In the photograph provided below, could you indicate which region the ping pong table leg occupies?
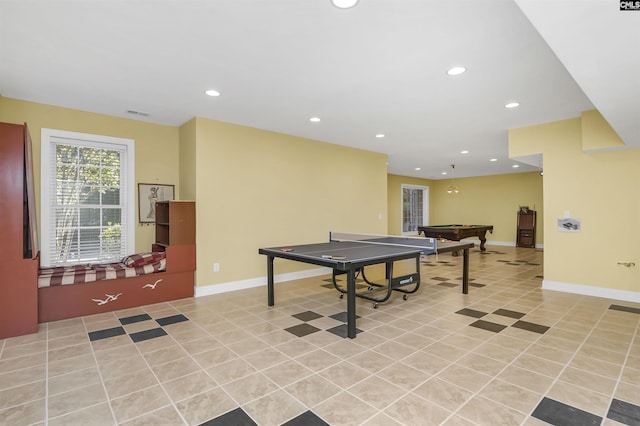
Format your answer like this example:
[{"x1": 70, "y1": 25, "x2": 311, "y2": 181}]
[
  {"x1": 347, "y1": 268, "x2": 356, "y2": 338},
  {"x1": 462, "y1": 248, "x2": 469, "y2": 294},
  {"x1": 267, "y1": 256, "x2": 275, "y2": 306}
]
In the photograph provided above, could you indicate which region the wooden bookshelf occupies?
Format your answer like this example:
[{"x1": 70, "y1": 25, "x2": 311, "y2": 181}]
[
  {"x1": 516, "y1": 210, "x2": 536, "y2": 248},
  {"x1": 153, "y1": 200, "x2": 195, "y2": 251}
]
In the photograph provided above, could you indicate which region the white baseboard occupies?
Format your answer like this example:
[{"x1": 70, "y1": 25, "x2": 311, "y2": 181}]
[
  {"x1": 465, "y1": 240, "x2": 544, "y2": 249},
  {"x1": 194, "y1": 267, "x2": 331, "y2": 298},
  {"x1": 542, "y1": 279, "x2": 640, "y2": 303}
]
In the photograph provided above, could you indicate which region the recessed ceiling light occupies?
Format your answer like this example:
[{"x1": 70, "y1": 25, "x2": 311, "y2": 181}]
[
  {"x1": 512, "y1": 164, "x2": 520, "y2": 168},
  {"x1": 441, "y1": 171, "x2": 448, "y2": 175},
  {"x1": 375, "y1": 134, "x2": 385, "y2": 138},
  {"x1": 415, "y1": 167, "x2": 421, "y2": 171},
  {"x1": 461, "y1": 150, "x2": 469, "y2": 154},
  {"x1": 490, "y1": 158, "x2": 497, "y2": 162},
  {"x1": 309, "y1": 117, "x2": 321, "y2": 123},
  {"x1": 331, "y1": 0, "x2": 359, "y2": 8},
  {"x1": 447, "y1": 66, "x2": 467, "y2": 76},
  {"x1": 205, "y1": 89, "x2": 221, "y2": 97},
  {"x1": 505, "y1": 102, "x2": 520, "y2": 109}
]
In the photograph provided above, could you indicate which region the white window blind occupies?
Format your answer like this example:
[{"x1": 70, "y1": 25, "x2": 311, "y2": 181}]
[{"x1": 41, "y1": 129, "x2": 135, "y2": 266}]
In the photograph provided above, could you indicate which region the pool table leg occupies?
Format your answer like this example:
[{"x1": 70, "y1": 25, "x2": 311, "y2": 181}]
[{"x1": 478, "y1": 231, "x2": 487, "y2": 251}]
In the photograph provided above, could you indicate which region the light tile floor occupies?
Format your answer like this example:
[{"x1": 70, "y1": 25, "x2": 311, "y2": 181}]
[{"x1": 1, "y1": 246, "x2": 640, "y2": 425}]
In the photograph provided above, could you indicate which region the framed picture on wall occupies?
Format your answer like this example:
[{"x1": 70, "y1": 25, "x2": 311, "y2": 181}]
[{"x1": 138, "y1": 183, "x2": 175, "y2": 223}]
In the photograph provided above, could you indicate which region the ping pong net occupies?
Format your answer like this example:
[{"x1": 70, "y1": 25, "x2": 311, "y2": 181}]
[{"x1": 330, "y1": 231, "x2": 437, "y2": 254}]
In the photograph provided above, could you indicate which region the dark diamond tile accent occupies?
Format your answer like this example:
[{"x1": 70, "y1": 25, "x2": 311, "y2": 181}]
[
  {"x1": 321, "y1": 283, "x2": 334, "y2": 289},
  {"x1": 328, "y1": 312, "x2": 360, "y2": 323},
  {"x1": 532, "y1": 397, "x2": 602, "y2": 425},
  {"x1": 469, "y1": 320, "x2": 507, "y2": 333},
  {"x1": 326, "y1": 324, "x2": 362, "y2": 338},
  {"x1": 512, "y1": 320, "x2": 549, "y2": 334},
  {"x1": 282, "y1": 410, "x2": 329, "y2": 426},
  {"x1": 431, "y1": 277, "x2": 449, "y2": 281},
  {"x1": 610, "y1": 304, "x2": 640, "y2": 315},
  {"x1": 285, "y1": 323, "x2": 321, "y2": 337},
  {"x1": 506, "y1": 262, "x2": 521, "y2": 265},
  {"x1": 437, "y1": 282, "x2": 458, "y2": 288},
  {"x1": 119, "y1": 313, "x2": 152, "y2": 325},
  {"x1": 469, "y1": 282, "x2": 486, "y2": 288},
  {"x1": 88, "y1": 326, "x2": 126, "y2": 341},
  {"x1": 129, "y1": 327, "x2": 168, "y2": 343},
  {"x1": 494, "y1": 309, "x2": 525, "y2": 319},
  {"x1": 199, "y1": 407, "x2": 257, "y2": 425},
  {"x1": 456, "y1": 308, "x2": 487, "y2": 318},
  {"x1": 292, "y1": 311, "x2": 323, "y2": 322},
  {"x1": 607, "y1": 398, "x2": 640, "y2": 425},
  {"x1": 156, "y1": 314, "x2": 189, "y2": 326}
]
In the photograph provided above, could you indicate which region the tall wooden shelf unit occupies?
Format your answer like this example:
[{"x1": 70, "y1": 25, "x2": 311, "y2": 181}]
[
  {"x1": 0, "y1": 122, "x2": 39, "y2": 338},
  {"x1": 516, "y1": 210, "x2": 536, "y2": 248},
  {"x1": 153, "y1": 200, "x2": 196, "y2": 251}
]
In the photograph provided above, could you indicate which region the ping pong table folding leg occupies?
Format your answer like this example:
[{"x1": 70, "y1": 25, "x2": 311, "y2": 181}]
[
  {"x1": 346, "y1": 268, "x2": 357, "y2": 338},
  {"x1": 267, "y1": 256, "x2": 275, "y2": 306},
  {"x1": 462, "y1": 248, "x2": 469, "y2": 294}
]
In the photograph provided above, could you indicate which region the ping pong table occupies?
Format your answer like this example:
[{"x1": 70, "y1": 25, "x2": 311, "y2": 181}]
[{"x1": 259, "y1": 232, "x2": 474, "y2": 338}]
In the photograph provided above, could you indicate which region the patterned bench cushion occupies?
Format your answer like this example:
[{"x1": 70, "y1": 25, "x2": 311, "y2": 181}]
[{"x1": 38, "y1": 253, "x2": 166, "y2": 288}]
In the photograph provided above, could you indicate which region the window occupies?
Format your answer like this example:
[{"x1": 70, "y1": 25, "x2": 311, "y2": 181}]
[
  {"x1": 41, "y1": 129, "x2": 135, "y2": 266},
  {"x1": 401, "y1": 184, "x2": 429, "y2": 234}
]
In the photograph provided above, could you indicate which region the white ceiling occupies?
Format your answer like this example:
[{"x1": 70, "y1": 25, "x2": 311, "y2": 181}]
[{"x1": 1, "y1": 0, "x2": 637, "y2": 179}]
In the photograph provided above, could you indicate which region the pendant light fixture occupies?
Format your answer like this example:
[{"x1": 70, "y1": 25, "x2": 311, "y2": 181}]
[{"x1": 447, "y1": 164, "x2": 459, "y2": 194}]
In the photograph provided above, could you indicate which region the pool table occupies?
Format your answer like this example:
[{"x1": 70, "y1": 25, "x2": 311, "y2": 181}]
[{"x1": 418, "y1": 224, "x2": 493, "y2": 251}]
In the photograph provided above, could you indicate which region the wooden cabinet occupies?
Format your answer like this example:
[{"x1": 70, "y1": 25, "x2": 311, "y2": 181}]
[
  {"x1": 0, "y1": 122, "x2": 39, "y2": 338},
  {"x1": 516, "y1": 210, "x2": 536, "y2": 248},
  {"x1": 153, "y1": 200, "x2": 195, "y2": 251}
]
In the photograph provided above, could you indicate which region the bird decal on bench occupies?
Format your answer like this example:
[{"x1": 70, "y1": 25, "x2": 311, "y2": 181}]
[
  {"x1": 143, "y1": 279, "x2": 163, "y2": 290},
  {"x1": 92, "y1": 293, "x2": 123, "y2": 305}
]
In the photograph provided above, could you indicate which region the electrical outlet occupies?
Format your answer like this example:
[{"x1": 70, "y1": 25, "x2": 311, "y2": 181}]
[{"x1": 213, "y1": 263, "x2": 220, "y2": 272}]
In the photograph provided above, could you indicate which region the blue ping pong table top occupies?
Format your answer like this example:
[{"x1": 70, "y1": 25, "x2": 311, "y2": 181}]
[
  {"x1": 259, "y1": 240, "x2": 423, "y2": 268},
  {"x1": 261, "y1": 235, "x2": 436, "y2": 263},
  {"x1": 259, "y1": 234, "x2": 473, "y2": 265},
  {"x1": 338, "y1": 236, "x2": 437, "y2": 252}
]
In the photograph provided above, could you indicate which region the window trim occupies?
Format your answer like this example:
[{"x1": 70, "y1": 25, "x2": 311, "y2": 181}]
[
  {"x1": 400, "y1": 184, "x2": 429, "y2": 235},
  {"x1": 40, "y1": 128, "x2": 135, "y2": 266}
]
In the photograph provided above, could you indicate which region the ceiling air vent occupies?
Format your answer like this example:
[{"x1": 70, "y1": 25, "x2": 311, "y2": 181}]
[{"x1": 125, "y1": 109, "x2": 150, "y2": 117}]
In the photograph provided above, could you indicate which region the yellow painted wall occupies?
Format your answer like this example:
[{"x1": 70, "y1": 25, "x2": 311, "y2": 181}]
[
  {"x1": 190, "y1": 118, "x2": 389, "y2": 287},
  {"x1": 388, "y1": 172, "x2": 544, "y2": 245},
  {"x1": 581, "y1": 110, "x2": 625, "y2": 152},
  {"x1": 0, "y1": 97, "x2": 180, "y2": 253},
  {"x1": 510, "y1": 116, "x2": 640, "y2": 292},
  {"x1": 178, "y1": 118, "x2": 197, "y2": 201}
]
